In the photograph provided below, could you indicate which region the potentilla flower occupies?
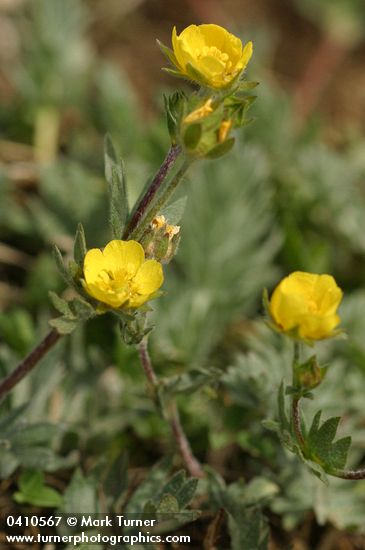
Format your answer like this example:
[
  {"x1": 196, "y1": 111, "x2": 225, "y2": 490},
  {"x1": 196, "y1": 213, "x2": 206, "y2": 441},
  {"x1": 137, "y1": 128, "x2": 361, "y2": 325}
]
[
  {"x1": 165, "y1": 24, "x2": 253, "y2": 89},
  {"x1": 82, "y1": 240, "x2": 163, "y2": 309},
  {"x1": 269, "y1": 271, "x2": 343, "y2": 341}
]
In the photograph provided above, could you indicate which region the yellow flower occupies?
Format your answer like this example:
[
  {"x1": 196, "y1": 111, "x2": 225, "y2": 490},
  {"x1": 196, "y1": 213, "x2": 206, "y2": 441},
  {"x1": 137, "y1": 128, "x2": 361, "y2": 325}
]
[
  {"x1": 269, "y1": 271, "x2": 343, "y2": 341},
  {"x1": 170, "y1": 24, "x2": 253, "y2": 89},
  {"x1": 82, "y1": 240, "x2": 163, "y2": 309}
]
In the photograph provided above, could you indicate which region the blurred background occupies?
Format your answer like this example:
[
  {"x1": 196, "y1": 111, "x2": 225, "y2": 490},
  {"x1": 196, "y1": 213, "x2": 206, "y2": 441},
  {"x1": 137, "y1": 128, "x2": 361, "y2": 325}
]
[{"x1": 1, "y1": 1, "x2": 365, "y2": 549}]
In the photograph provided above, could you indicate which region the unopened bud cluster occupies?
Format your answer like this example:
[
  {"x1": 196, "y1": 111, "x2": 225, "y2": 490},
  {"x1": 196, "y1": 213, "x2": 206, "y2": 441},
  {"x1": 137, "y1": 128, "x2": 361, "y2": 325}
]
[{"x1": 140, "y1": 215, "x2": 181, "y2": 264}]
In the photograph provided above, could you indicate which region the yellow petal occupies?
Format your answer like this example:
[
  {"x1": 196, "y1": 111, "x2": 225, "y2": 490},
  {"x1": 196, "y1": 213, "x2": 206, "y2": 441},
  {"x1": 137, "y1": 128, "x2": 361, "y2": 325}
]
[
  {"x1": 239, "y1": 41, "x2": 253, "y2": 71},
  {"x1": 103, "y1": 240, "x2": 144, "y2": 279},
  {"x1": 312, "y1": 274, "x2": 343, "y2": 315},
  {"x1": 82, "y1": 281, "x2": 128, "y2": 308},
  {"x1": 198, "y1": 24, "x2": 235, "y2": 51},
  {"x1": 132, "y1": 260, "x2": 164, "y2": 294},
  {"x1": 173, "y1": 25, "x2": 202, "y2": 70},
  {"x1": 298, "y1": 313, "x2": 340, "y2": 340},
  {"x1": 83, "y1": 248, "x2": 106, "y2": 285}
]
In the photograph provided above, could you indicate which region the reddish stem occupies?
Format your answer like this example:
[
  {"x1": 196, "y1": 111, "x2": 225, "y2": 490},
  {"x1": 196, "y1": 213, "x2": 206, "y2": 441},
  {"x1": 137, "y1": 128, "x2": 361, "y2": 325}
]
[{"x1": 0, "y1": 329, "x2": 61, "y2": 401}]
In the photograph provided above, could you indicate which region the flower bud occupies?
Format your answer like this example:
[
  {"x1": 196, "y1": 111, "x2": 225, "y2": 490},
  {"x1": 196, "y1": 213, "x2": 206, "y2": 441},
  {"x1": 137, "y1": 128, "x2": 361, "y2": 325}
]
[{"x1": 141, "y1": 216, "x2": 181, "y2": 264}]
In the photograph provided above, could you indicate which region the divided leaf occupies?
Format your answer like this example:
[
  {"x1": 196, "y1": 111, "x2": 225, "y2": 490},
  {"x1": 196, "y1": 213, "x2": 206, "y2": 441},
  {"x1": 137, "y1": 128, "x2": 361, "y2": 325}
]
[{"x1": 307, "y1": 411, "x2": 351, "y2": 472}]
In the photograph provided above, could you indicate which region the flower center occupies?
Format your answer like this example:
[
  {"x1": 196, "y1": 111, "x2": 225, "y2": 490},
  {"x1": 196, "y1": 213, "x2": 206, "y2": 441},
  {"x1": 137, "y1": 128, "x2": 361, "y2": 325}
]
[
  {"x1": 98, "y1": 269, "x2": 133, "y2": 296},
  {"x1": 308, "y1": 299, "x2": 318, "y2": 314},
  {"x1": 195, "y1": 46, "x2": 233, "y2": 72}
]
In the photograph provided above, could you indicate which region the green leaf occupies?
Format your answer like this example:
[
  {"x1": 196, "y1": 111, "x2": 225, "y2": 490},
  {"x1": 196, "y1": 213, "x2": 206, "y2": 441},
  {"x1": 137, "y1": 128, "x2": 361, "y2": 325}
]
[
  {"x1": 49, "y1": 291, "x2": 75, "y2": 318},
  {"x1": 161, "y1": 470, "x2": 186, "y2": 496},
  {"x1": 73, "y1": 222, "x2": 87, "y2": 267},
  {"x1": 176, "y1": 477, "x2": 198, "y2": 509},
  {"x1": 62, "y1": 470, "x2": 99, "y2": 514},
  {"x1": 70, "y1": 297, "x2": 95, "y2": 321},
  {"x1": 228, "y1": 507, "x2": 269, "y2": 550},
  {"x1": 183, "y1": 123, "x2": 202, "y2": 150},
  {"x1": 101, "y1": 452, "x2": 128, "y2": 505},
  {"x1": 9, "y1": 423, "x2": 60, "y2": 447},
  {"x1": 14, "y1": 470, "x2": 63, "y2": 508},
  {"x1": 125, "y1": 458, "x2": 171, "y2": 514},
  {"x1": 104, "y1": 134, "x2": 129, "y2": 238},
  {"x1": 163, "y1": 367, "x2": 221, "y2": 395},
  {"x1": 49, "y1": 316, "x2": 78, "y2": 335},
  {"x1": 307, "y1": 411, "x2": 352, "y2": 472},
  {"x1": 0, "y1": 450, "x2": 19, "y2": 479},
  {"x1": 161, "y1": 196, "x2": 187, "y2": 225},
  {"x1": 0, "y1": 404, "x2": 29, "y2": 433},
  {"x1": 206, "y1": 138, "x2": 235, "y2": 159},
  {"x1": 157, "y1": 494, "x2": 179, "y2": 514},
  {"x1": 14, "y1": 446, "x2": 66, "y2": 471}
]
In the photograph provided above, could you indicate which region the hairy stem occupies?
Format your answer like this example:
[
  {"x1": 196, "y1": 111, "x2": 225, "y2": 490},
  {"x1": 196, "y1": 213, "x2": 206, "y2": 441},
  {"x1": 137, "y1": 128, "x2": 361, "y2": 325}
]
[
  {"x1": 123, "y1": 145, "x2": 181, "y2": 239},
  {"x1": 291, "y1": 342, "x2": 305, "y2": 449},
  {"x1": 129, "y1": 158, "x2": 190, "y2": 242},
  {"x1": 138, "y1": 338, "x2": 158, "y2": 388},
  {"x1": 0, "y1": 329, "x2": 61, "y2": 402},
  {"x1": 290, "y1": 342, "x2": 365, "y2": 480},
  {"x1": 332, "y1": 468, "x2": 365, "y2": 480},
  {"x1": 292, "y1": 396, "x2": 305, "y2": 449},
  {"x1": 138, "y1": 338, "x2": 204, "y2": 478},
  {"x1": 169, "y1": 401, "x2": 204, "y2": 479}
]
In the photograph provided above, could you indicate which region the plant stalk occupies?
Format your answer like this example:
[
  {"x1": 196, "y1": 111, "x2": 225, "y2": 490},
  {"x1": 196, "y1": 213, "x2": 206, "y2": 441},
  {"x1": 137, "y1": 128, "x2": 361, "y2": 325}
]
[
  {"x1": 291, "y1": 342, "x2": 305, "y2": 449},
  {"x1": 0, "y1": 329, "x2": 61, "y2": 402},
  {"x1": 123, "y1": 145, "x2": 182, "y2": 239},
  {"x1": 138, "y1": 338, "x2": 204, "y2": 478},
  {"x1": 292, "y1": 396, "x2": 305, "y2": 449},
  {"x1": 290, "y1": 342, "x2": 365, "y2": 480}
]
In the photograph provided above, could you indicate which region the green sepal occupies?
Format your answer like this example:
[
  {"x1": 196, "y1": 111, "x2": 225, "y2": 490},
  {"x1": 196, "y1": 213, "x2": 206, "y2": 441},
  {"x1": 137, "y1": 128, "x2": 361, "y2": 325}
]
[
  {"x1": 164, "y1": 91, "x2": 186, "y2": 145},
  {"x1": 236, "y1": 80, "x2": 259, "y2": 91},
  {"x1": 119, "y1": 312, "x2": 153, "y2": 346},
  {"x1": 206, "y1": 138, "x2": 235, "y2": 159},
  {"x1": 262, "y1": 288, "x2": 270, "y2": 316},
  {"x1": 104, "y1": 134, "x2": 129, "y2": 239},
  {"x1": 68, "y1": 259, "x2": 82, "y2": 280},
  {"x1": 53, "y1": 245, "x2": 73, "y2": 286},
  {"x1": 292, "y1": 355, "x2": 328, "y2": 395},
  {"x1": 162, "y1": 68, "x2": 190, "y2": 81},
  {"x1": 183, "y1": 123, "x2": 202, "y2": 150},
  {"x1": 156, "y1": 39, "x2": 179, "y2": 67},
  {"x1": 185, "y1": 63, "x2": 211, "y2": 87},
  {"x1": 73, "y1": 222, "x2": 87, "y2": 267}
]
